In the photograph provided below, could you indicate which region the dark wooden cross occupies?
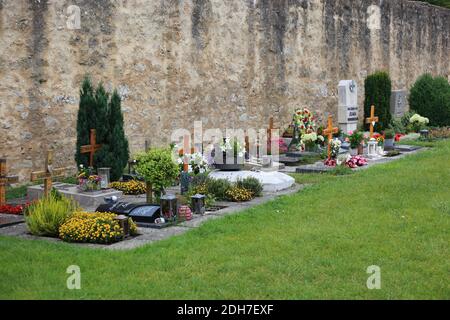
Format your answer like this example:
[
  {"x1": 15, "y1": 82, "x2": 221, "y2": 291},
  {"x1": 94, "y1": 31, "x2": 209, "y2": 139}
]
[
  {"x1": 80, "y1": 129, "x2": 102, "y2": 167},
  {"x1": 366, "y1": 105, "x2": 379, "y2": 139},
  {"x1": 0, "y1": 159, "x2": 19, "y2": 206},
  {"x1": 323, "y1": 115, "x2": 339, "y2": 159},
  {"x1": 30, "y1": 151, "x2": 71, "y2": 197}
]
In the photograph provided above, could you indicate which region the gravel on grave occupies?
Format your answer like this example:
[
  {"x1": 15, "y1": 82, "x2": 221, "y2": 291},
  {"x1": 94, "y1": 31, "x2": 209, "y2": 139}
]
[{"x1": 0, "y1": 184, "x2": 305, "y2": 250}]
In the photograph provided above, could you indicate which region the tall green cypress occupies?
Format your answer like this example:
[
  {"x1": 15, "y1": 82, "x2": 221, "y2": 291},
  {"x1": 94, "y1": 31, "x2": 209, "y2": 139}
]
[
  {"x1": 75, "y1": 77, "x2": 95, "y2": 167},
  {"x1": 75, "y1": 77, "x2": 129, "y2": 181},
  {"x1": 364, "y1": 71, "x2": 392, "y2": 131},
  {"x1": 106, "y1": 90, "x2": 129, "y2": 181}
]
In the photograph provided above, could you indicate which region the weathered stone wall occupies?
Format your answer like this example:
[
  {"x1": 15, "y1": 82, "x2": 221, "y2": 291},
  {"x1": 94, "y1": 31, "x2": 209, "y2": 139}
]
[{"x1": 0, "y1": 0, "x2": 449, "y2": 180}]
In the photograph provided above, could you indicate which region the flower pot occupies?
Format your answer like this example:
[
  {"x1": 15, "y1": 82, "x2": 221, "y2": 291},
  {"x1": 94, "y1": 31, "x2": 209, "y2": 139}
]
[
  {"x1": 384, "y1": 138, "x2": 395, "y2": 150},
  {"x1": 357, "y1": 144, "x2": 364, "y2": 155},
  {"x1": 349, "y1": 148, "x2": 358, "y2": 156}
]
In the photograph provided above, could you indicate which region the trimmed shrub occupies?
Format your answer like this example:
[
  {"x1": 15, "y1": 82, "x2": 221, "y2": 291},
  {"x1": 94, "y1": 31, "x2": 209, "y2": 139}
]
[
  {"x1": 235, "y1": 177, "x2": 263, "y2": 197},
  {"x1": 25, "y1": 191, "x2": 79, "y2": 237},
  {"x1": 409, "y1": 74, "x2": 450, "y2": 127},
  {"x1": 364, "y1": 71, "x2": 392, "y2": 131},
  {"x1": 59, "y1": 212, "x2": 138, "y2": 244},
  {"x1": 206, "y1": 179, "x2": 232, "y2": 201}
]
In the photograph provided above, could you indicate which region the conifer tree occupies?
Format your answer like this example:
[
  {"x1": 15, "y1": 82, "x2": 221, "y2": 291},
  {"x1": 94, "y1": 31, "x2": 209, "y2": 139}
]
[{"x1": 75, "y1": 77, "x2": 95, "y2": 167}]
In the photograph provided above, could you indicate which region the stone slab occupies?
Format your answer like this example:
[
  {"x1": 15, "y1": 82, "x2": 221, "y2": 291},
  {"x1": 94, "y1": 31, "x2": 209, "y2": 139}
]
[
  {"x1": 208, "y1": 170, "x2": 295, "y2": 192},
  {"x1": 27, "y1": 183, "x2": 123, "y2": 209},
  {"x1": 0, "y1": 214, "x2": 25, "y2": 228}
]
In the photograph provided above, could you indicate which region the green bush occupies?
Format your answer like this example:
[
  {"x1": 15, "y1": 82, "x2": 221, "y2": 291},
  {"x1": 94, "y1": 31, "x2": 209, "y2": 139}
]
[
  {"x1": 409, "y1": 74, "x2": 450, "y2": 127},
  {"x1": 364, "y1": 71, "x2": 392, "y2": 131},
  {"x1": 75, "y1": 77, "x2": 129, "y2": 181},
  {"x1": 135, "y1": 147, "x2": 179, "y2": 200},
  {"x1": 206, "y1": 179, "x2": 232, "y2": 201},
  {"x1": 235, "y1": 177, "x2": 263, "y2": 197},
  {"x1": 190, "y1": 173, "x2": 211, "y2": 188},
  {"x1": 25, "y1": 191, "x2": 79, "y2": 237}
]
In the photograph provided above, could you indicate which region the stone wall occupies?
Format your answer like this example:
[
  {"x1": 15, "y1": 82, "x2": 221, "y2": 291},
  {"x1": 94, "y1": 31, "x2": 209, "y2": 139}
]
[{"x1": 0, "y1": 0, "x2": 449, "y2": 180}]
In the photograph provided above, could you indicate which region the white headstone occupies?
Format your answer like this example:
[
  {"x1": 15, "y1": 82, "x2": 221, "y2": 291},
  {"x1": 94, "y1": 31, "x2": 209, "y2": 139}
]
[{"x1": 338, "y1": 80, "x2": 358, "y2": 133}]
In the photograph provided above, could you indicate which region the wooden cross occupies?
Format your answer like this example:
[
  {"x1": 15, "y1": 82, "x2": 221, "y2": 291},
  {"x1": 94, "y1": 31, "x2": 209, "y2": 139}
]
[
  {"x1": 365, "y1": 105, "x2": 379, "y2": 138},
  {"x1": 80, "y1": 129, "x2": 102, "y2": 167},
  {"x1": 30, "y1": 151, "x2": 71, "y2": 197},
  {"x1": 323, "y1": 115, "x2": 339, "y2": 159},
  {"x1": 0, "y1": 159, "x2": 19, "y2": 206}
]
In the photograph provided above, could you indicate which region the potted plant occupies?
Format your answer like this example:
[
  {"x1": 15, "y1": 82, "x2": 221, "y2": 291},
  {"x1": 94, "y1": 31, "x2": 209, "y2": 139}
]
[
  {"x1": 213, "y1": 137, "x2": 245, "y2": 171},
  {"x1": 77, "y1": 165, "x2": 102, "y2": 192},
  {"x1": 384, "y1": 129, "x2": 395, "y2": 149},
  {"x1": 347, "y1": 131, "x2": 364, "y2": 155}
]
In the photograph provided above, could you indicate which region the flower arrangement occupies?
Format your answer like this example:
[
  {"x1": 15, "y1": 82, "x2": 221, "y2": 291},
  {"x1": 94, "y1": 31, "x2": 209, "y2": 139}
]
[
  {"x1": 178, "y1": 152, "x2": 210, "y2": 174},
  {"x1": 324, "y1": 158, "x2": 337, "y2": 167},
  {"x1": 346, "y1": 131, "x2": 365, "y2": 149},
  {"x1": 0, "y1": 204, "x2": 25, "y2": 215},
  {"x1": 373, "y1": 133, "x2": 385, "y2": 146},
  {"x1": 292, "y1": 108, "x2": 324, "y2": 151},
  {"x1": 109, "y1": 180, "x2": 146, "y2": 195},
  {"x1": 329, "y1": 139, "x2": 342, "y2": 159},
  {"x1": 268, "y1": 138, "x2": 288, "y2": 155},
  {"x1": 409, "y1": 113, "x2": 429, "y2": 132},
  {"x1": 219, "y1": 137, "x2": 245, "y2": 158},
  {"x1": 345, "y1": 155, "x2": 368, "y2": 168},
  {"x1": 77, "y1": 164, "x2": 102, "y2": 192},
  {"x1": 225, "y1": 186, "x2": 254, "y2": 202},
  {"x1": 59, "y1": 212, "x2": 138, "y2": 244}
]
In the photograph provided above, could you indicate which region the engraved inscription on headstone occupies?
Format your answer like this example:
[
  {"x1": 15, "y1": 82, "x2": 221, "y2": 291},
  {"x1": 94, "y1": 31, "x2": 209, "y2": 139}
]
[
  {"x1": 338, "y1": 80, "x2": 359, "y2": 133},
  {"x1": 390, "y1": 90, "x2": 408, "y2": 118}
]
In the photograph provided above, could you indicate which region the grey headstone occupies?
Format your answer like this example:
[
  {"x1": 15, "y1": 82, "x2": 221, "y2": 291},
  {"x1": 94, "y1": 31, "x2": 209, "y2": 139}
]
[{"x1": 390, "y1": 90, "x2": 408, "y2": 118}]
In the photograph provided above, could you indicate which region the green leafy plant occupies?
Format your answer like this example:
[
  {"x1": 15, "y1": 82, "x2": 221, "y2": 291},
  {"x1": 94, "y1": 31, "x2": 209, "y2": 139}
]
[
  {"x1": 384, "y1": 129, "x2": 395, "y2": 139},
  {"x1": 135, "y1": 148, "x2": 179, "y2": 200},
  {"x1": 25, "y1": 192, "x2": 79, "y2": 237},
  {"x1": 235, "y1": 177, "x2": 263, "y2": 197},
  {"x1": 206, "y1": 179, "x2": 232, "y2": 201},
  {"x1": 409, "y1": 74, "x2": 450, "y2": 127},
  {"x1": 348, "y1": 131, "x2": 364, "y2": 148},
  {"x1": 364, "y1": 71, "x2": 392, "y2": 131}
]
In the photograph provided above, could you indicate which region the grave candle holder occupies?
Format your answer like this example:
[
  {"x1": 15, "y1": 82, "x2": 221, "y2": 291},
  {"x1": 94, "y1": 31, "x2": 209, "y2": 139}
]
[
  {"x1": 160, "y1": 194, "x2": 178, "y2": 222},
  {"x1": 98, "y1": 167, "x2": 111, "y2": 189},
  {"x1": 191, "y1": 194, "x2": 206, "y2": 215},
  {"x1": 367, "y1": 138, "x2": 378, "y2": 158}
]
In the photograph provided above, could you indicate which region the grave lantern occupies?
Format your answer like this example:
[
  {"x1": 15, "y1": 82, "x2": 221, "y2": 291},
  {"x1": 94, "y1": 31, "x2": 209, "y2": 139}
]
[
  {"x1": 114, "y1": 215, "x2": 130, "y2": 236},
  {"x1": 160, "y1": 194, "x2": 178, "y2": 222},
  {"x1": 420, "y1": 129, "x2": 429, "y2": 139},
  {"x1": 367, "y1": 138, "x2": 378, "y2": 158},
  {"x1": 98, "y1": 167, "x2": 111, "y2": 189},
  {"x1": 191, "y1": 194, "x2": 206, "y2": 215}
]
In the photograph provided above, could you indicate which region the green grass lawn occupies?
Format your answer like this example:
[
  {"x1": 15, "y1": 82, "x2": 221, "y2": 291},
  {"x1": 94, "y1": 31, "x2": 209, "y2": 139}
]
[{"x1": 1, "y1": 140, "x2": 449, "y2": 299}]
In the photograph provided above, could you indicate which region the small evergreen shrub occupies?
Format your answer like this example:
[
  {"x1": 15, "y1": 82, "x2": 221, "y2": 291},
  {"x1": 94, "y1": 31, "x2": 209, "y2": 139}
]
[
  {"x1": 206, "y1": 179, "x2": 231, "y2": 200},
  {"x1": 364, "y1": 71, "x2": 392, "y2": 131},
  {"x1": 409, "y1": 74, "x2": 450, "y2": 127},
  {"x1": 235, "y1": 177, "x2": 263, "y2": 197},
  {"x1": 25, "y1": 191, "x2": 79, "y2": 237}
]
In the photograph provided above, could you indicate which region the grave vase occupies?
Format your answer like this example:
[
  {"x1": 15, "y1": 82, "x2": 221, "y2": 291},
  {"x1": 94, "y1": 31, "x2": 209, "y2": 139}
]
[
  {"x1": 357, "y1": 144, "x2": 364, "y2": 155},
  {"x1": 384, "y1": 138, "x2": 395, "y2": 149}
]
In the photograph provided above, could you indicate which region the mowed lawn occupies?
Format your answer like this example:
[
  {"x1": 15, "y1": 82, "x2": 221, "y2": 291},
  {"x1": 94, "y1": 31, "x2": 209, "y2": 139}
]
[{"x1": 0, "y1": 140, "x2": 449, "y2": 299}]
